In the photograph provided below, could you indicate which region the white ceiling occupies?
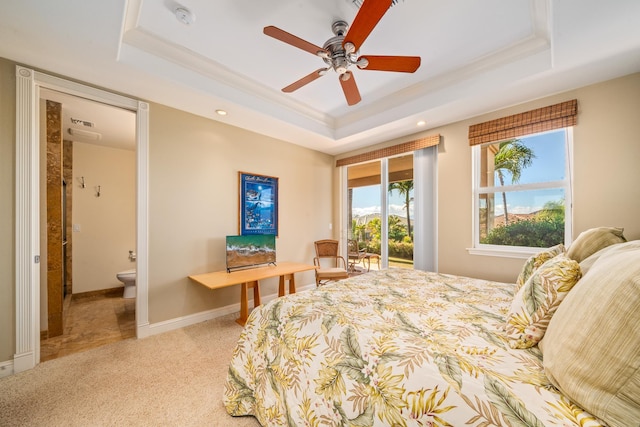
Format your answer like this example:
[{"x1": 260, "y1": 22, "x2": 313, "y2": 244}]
[
  {"x1": 40, "y1": 88, "x2": 136, "y2": 151},
  {"x1": 1, "y1": 0, "x2": 639, "y2": 155}
]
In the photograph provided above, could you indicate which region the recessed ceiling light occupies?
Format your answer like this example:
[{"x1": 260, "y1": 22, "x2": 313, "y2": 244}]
[
  {"x1": 417, "y1": 120, "x2": 426, "y2": 126},
  {"x1": 215, "y1": 109, "x2": 227, "y2": 116}
]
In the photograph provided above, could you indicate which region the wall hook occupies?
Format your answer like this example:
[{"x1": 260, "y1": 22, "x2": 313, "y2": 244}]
[
  {"x1": 80, "y1": 176, "x2": 85, "y2": 188},
  {"x1": 95, "y1": 185, "x2": 101, "y2": 197}
]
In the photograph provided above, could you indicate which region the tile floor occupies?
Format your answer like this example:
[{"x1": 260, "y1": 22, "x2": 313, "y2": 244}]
[{"x1": 40, "y1": 289, "x2": 136, "y2": 362}]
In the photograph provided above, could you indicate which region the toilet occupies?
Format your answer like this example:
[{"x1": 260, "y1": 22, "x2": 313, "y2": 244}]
[{"x1": 116, "y1": 269, "x2": 136, "y2": 299}]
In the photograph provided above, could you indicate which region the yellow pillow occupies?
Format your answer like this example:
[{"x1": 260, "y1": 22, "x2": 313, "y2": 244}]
[
  {"x1": 541, "y1": 247, "x2": 640, "y2": 427},
  {"x1": 515, "y1": 244, "x2": 565, "y2": 290},
  {"x1": 566, "y1": 226, "x2": 626, "y2": 263},
  {"x1": 506, "y1": 254, "x2": 581, "y2": 349}
]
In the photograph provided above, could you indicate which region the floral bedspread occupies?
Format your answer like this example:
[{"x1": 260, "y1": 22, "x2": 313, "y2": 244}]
[{"x1": 224, "y1": 268, "x2": 602, "y2": 427}]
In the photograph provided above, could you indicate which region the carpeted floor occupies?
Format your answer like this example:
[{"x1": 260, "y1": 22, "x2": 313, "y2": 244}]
[{"x1": 0, "y1": 313, "x2": 260, "y2": 427}]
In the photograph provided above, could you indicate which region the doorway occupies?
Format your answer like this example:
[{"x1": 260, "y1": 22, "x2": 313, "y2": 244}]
[
  {"x1": 38, "y1": 89, "x2": 138, "y2": 360},
  {"x1": 14, "y1": 66, "x2": 150, "y2": 372}
]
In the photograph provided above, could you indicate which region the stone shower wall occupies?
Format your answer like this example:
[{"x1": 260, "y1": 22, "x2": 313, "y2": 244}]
[{"x1": 45, "y1": 100, "x2": 63, "y2": 337}]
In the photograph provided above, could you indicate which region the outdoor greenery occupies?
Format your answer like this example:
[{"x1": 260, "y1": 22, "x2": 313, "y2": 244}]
[
  {"x1": 351, "y1": 180, "x2": 414, "y2": 261},
  {"x1": 482, "y1": 200, "x2": 565, "y2": 247}
]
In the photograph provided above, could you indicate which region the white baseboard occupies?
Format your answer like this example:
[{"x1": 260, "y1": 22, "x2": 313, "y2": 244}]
[
  {"x1": 0, "y1": 283, "x2": 318, "y2": 377},
  {"x1": 0, "y1": 360, "x2": 14, "y2": 378},
  {"x1": 138, "y1": 282, "x2": 316, "y2": 338}
]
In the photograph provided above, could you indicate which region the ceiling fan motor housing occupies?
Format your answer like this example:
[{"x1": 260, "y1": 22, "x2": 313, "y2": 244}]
[{"x1": 322, "y1": 21, "x2": 359, "y2": 75}]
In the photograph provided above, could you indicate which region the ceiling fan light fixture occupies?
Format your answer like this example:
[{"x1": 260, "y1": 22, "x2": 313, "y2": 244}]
[
  {"x1": 355, "y1": 57, "x2": 369, "y2": 69},
  {"x1": 334, "y1": 56, "x2": 349, "y2": 74},
  {"x1": 344, "y1": 42, "x2": 356, "y2": 55}
]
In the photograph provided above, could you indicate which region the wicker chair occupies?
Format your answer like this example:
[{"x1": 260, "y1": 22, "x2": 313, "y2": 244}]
[
  {"x1": 347, "y1": 239, "x2": 367, "y2": 272},
  {"x1": 313, "y1": 239, "x2": 349, "y2": 286}
]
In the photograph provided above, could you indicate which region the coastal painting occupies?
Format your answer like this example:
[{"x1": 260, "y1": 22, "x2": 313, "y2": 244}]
[{"x1": 239, "y1": 172, "x2": 278, "y2": 235}]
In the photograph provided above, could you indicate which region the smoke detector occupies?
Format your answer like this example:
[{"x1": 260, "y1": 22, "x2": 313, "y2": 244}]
[{"x1": 174, "y1": 7, "x2": 195, "y2": 25}]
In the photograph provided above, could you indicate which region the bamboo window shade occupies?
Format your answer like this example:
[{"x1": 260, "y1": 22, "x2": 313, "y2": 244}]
[
  {"x1": 336, "y1": 134, "x2": 440, "y2": 167},
  {"x1": 468, "y1": 99, "x2": 577, "y2": 146}
]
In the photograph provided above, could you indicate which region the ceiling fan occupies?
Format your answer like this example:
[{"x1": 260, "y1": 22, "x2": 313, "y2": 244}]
[{"x1": 263, "y1": 0, "x2": 421, "y2": 106}]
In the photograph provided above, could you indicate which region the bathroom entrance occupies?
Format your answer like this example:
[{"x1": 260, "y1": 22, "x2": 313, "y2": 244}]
[
  {"x1": 14, "y1": 66, "x2": 149, "y2": 372},
  {"x1": 39, "y1": 89, "x2": 137, "y2": 361}
]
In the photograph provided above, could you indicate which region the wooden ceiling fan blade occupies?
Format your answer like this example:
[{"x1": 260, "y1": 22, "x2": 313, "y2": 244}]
[
  {"x1": 282, "y1": 68, "x2": 327, "y2": 93},
  {"x1": 339, "y1": 72, "x2": 361, "y2": 106},
  {"x1": 343, "y1": 0, "x2": 392, "y2": 52},
  {"x1": 264, "y1": 26, "x2": 328, "y2": 57},
  {"x1": 358, "y1": 55, "x2": 421, "y2": 73}
]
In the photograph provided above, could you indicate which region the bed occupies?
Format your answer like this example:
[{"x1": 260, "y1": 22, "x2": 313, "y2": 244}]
[
  {"x1": 224, "y1": 229, "x2": 640, "y2": 427},
  {"x1": 224, "y1": 268, "x2": 599, "y2": 426}
]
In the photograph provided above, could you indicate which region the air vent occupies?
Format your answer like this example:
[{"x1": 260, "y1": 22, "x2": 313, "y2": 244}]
[{"x1": 70, "y1": 117, "x2": 94, "y2": 127}]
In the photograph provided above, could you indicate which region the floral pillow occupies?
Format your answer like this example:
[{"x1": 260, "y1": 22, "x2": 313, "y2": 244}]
[
  {"x1": 515, "y1": 244, "x2": 565, "y2": 291},
  {"x1": 506, "y1": 254, "x2": 581, "y2": 349}
]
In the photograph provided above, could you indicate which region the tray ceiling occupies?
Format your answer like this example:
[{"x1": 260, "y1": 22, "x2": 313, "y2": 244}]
[{"x1": 0, "y1": 0, "x2": 639, "y2": 154}]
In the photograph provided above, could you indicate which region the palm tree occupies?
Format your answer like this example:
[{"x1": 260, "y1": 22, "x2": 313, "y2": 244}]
[
  {"x1": 493, "y1": 139, "x2": 534, "y2": 225},
  {"x1": 388, "y1": 180, "x2": 414, "y2": 241}
]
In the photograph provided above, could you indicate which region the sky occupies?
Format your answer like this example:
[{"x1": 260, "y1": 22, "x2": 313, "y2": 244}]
[
  {"x1": 351, "y1": 129, "x2": 567, "y2": 218},
  {"x1": 492, "y1": 129, "x2": 566, "y2": 215},
  {"x1": 352, "y1": 185, "x2": 410, "y2": 218}
]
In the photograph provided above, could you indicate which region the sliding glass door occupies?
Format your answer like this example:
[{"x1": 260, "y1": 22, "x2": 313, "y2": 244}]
[
  {"x1": 347, "y1": 160, "x2": 382, "y2": 270},
  {"x1": 346, "y1": 154, "x2": 414, "y2": 271},
  {"x1": 387, "y1": 155, "x2": 414, "y2": 268}
]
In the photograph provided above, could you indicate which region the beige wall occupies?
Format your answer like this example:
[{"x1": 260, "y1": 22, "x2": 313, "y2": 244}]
[
  {"x1": 2, "y1": 53, "x2": 638, "y2": 363},
  {"x1": 147, "y1": 103, "x2": 334, "y2": 323},
  {"x1": 0, "y1": 58, "x2": 334, "y2": 362},
  {"x1": 336, "y1": 72, "x2": 640, "y2": 283},
  {"x1": 72, "y1": 142, "x2": 136, "y2": 294},
  {"x1": 0, "y1": 59, "x2": 15, "y2": 362}
]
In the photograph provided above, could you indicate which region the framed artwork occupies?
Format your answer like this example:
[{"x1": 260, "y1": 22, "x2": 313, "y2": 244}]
[{"x1": 239, "y1": 172, "x2": 278, "y2": 236}]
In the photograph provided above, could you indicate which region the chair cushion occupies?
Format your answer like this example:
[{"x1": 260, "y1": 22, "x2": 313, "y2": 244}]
[
  {"x1": 316, "y1": 268, "x2": 349, "y2": 279},
  {"x1": 515, "y1": 244, "x2": 565, "y2": 290},
  {"x1": 506, "y1": 254, "x2": 581, "y2": 349},
  {"x1": 540, "y1": 244, "x2": 640, "y2": 427},
  {"x1": 566, "y1": 226, "x2": 626, "y2": 263}
]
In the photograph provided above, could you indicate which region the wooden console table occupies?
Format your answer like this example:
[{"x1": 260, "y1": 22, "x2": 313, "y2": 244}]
[{"x1": 188, "y1": 262, "x2": 316, "y2": 326}]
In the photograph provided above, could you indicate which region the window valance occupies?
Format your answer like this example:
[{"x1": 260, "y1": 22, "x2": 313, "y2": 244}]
[
  {"x1": 336, "y1": 134, "x2": 440, "y2": 167},
  {"x1": 468, "y1": 99, "x2": 577, "y2": 146}
]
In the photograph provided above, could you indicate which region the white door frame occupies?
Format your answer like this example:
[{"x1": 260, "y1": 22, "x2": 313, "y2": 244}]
[{"x1": 14, "y1": 66, "x2": 150, "y2": 372}]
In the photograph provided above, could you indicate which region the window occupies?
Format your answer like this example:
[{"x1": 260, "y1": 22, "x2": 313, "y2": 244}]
[{"x1": 471, "y1": 128, "x2": 572, "y2": 256}]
